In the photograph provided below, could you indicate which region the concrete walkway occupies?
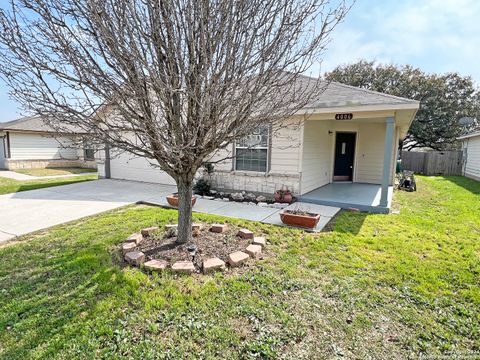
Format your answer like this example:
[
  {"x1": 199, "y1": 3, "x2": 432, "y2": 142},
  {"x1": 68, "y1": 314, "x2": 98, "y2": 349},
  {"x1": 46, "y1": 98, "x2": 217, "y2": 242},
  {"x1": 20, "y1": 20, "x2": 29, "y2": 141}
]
[
  {"x1": 0, "y1": 170, "x2": 97, "y2": 181},
  {"x1": 146, "y1": 196, "x2": 339, "y2": 232},
  {"x1": 0, "y1": 179, "x2": 339, "y2": 243}
]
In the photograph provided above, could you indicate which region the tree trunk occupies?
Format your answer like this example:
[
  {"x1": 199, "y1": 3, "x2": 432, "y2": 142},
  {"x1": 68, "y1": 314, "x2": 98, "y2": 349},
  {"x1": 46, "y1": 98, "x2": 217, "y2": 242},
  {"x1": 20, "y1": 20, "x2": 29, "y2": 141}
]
[{"x1": 176, "y1": 176, "x2": 193, "y2": 244}]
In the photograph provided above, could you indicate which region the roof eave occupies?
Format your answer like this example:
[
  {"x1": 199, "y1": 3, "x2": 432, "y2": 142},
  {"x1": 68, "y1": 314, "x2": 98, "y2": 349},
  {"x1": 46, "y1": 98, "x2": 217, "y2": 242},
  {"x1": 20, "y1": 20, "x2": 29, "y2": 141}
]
[
  {"x1": 297, "y1": 102, "x2": 420, "y2": 115},
  {"x1": 0, "y1": 128, "x2": 87, "y2": 135},
  {"x1": 457, "y1": 131, "x2": 480, "y2": 140}
]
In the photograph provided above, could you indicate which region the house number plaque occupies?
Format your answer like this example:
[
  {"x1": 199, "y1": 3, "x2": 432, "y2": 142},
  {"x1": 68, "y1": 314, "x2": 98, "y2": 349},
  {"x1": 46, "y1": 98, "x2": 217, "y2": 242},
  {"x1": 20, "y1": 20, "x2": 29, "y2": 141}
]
[{"x1": 335, "y1": 113, "x2": 353, "y2": 120}]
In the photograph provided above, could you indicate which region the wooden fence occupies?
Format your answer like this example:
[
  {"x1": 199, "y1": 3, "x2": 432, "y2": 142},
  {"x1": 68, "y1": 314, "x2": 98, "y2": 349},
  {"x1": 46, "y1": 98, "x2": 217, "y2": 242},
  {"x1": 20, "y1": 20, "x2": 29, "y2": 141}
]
[{"x1": 401, "y1": 151, "x2": 463, "y2": 176}]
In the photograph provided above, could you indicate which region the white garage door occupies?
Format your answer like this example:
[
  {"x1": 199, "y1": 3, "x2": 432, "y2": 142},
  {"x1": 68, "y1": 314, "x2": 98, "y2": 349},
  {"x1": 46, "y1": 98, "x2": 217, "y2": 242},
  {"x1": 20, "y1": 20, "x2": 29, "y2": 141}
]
[{"x1": 109, "y1": 150, "x2": 176, "y2": 185}]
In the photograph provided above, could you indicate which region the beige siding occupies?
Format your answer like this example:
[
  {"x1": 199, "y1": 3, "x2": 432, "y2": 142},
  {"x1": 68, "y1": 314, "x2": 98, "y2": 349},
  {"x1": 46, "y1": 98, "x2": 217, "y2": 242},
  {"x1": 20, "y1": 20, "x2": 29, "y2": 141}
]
[
  {"x1": 9, "y1": 132, "x2": 78, "y2": 160},
  {"x1": 299, "y1": 119, "x2": 397, "y2": 194},
  {"x1": 301, "y1": 120, "x2": 332, "y2": 193},
  {"x1": 464, "y1": 136, "x2": 480, "y2": 180},
  {"x1": 207, "y1": 119, "x2": 303, "y2": 194},
  {"x1": 356, "y1": 123, "x2": 386, "y2": 184},
  {"x1": 209, "y1": 147, "x2": 233, "y2": 171},
  {"x1": 269, "y1": 120, "x2": 302, "y2": 174}
]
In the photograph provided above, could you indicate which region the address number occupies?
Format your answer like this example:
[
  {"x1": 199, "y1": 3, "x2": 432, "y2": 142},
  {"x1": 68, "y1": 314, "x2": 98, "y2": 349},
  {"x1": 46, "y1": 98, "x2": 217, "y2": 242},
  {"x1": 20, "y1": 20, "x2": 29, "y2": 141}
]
[{"x1": 335, "y1": 113, "x2": 353, "y2": 120}]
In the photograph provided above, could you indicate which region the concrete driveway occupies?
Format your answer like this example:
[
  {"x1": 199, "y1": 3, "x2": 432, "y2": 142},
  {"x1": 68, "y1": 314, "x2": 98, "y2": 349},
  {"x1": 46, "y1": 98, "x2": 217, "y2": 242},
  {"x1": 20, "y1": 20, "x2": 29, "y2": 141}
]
[
  {"x1": 0, "y1": 179, "x2": 340, "y2": 243},
  {"x1": 0, "y1": 179, "x2": 176, "y2": 243}
]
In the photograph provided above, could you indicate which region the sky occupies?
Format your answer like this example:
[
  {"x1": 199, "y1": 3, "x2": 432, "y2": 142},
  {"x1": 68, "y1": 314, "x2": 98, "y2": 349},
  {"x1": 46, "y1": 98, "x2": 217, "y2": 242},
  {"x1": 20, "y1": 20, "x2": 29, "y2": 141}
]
[{"x1": 1, "y1": 0, "x2": 480, "y2": 122}]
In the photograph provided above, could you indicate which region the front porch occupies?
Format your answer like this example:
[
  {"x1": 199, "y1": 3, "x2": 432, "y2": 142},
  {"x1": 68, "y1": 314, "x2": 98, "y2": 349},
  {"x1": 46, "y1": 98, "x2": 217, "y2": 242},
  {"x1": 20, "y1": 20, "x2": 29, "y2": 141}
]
[{"x1": 299, "y1": 182, "x2": 393, "y2": 213}]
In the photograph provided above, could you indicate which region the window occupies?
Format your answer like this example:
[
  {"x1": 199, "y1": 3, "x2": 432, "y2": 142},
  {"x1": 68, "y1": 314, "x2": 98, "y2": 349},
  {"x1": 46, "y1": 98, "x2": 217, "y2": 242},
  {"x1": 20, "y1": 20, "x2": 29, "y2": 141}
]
[
  {"x1": 235, "y1": 125, "x2": 269, "y2": 172},
  {"x1": 83, "y1": 140, "x2": 95, "y2": 160},
  {"x1": 84, "y1": 148, "x2": 95, "y2": 160}
]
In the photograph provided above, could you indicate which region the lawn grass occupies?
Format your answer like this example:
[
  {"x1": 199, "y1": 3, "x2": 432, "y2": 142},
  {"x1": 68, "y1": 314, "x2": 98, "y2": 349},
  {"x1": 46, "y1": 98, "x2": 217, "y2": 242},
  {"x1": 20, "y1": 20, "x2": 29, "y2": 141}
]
[
  {"x1": 14, "y1": 167, "x2": 97, "y2": 177},
  {"x1": 0, "y1": 174, "x2": 98, "y2": 195},
  {"x1": 0, "y1": 176, "x2": 478, "y2": 359}
]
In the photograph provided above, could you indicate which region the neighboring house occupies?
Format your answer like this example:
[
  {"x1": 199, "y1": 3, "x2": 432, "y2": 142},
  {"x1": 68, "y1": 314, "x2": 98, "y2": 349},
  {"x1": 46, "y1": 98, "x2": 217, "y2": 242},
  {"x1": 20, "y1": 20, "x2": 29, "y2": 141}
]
[
  {"x1": 458, "y1": 129, "x2": 480, "y2": 181},
  {"x1": 97, "y1": 81, "x2": 419, "y2": 213},
  {"x1": 0, "y1": 116, "x2": 96, "y2": 170}
]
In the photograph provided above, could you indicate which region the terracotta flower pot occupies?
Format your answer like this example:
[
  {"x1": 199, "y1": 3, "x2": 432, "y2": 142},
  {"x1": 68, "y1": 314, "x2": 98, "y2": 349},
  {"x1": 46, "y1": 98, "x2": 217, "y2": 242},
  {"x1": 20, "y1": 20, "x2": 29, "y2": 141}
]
[
  {"x1": 166, "y1": 194, "x2": 197, "y2": 208},
  {"x1": 274, "y1": 190, "x2": 293, "y2": 204},
  {"x1": 279, "y1": 210, "x2": 320, "y2": 229}
]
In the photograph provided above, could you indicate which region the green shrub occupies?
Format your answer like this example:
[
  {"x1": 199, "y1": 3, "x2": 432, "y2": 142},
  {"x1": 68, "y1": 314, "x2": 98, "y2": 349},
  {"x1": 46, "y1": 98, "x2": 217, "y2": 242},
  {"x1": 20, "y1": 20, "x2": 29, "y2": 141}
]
[{"x1": 193, "y1": 178, "x2": 211, "y2": 195}]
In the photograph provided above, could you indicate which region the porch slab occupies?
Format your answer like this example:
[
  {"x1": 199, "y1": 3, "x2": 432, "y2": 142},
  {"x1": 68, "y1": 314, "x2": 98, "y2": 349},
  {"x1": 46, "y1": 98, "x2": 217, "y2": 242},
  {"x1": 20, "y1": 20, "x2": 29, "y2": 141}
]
[{"x1": 299, "y1": 183, "x2": 393, "y2": 213}]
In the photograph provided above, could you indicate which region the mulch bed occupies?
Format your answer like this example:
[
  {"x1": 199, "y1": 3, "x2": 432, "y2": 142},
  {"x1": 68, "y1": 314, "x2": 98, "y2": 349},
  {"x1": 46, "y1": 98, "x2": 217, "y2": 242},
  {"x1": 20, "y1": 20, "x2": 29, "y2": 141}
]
[{"x1": 126, "y1": 224, "x2": 259, "y2": 269}]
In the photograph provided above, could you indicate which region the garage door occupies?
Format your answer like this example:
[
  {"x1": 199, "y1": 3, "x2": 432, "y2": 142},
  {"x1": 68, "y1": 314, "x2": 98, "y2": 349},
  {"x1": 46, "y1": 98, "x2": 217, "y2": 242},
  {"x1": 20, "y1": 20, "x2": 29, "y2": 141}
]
[{"x1": 109, "y1": 150, "x2": 176, "y2": 185}]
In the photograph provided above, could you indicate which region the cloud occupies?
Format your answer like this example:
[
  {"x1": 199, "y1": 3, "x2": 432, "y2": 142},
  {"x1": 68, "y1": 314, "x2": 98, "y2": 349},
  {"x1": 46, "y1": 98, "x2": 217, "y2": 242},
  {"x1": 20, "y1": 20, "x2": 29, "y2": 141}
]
[{"x1": 319, "y1": 0, "x2": 480, "y2": 82}]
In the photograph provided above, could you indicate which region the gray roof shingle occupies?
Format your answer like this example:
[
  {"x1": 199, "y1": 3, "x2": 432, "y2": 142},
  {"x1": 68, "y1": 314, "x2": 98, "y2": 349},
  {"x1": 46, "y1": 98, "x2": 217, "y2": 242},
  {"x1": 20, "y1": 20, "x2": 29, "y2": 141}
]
[
  {"x1": 309, "y1": 81, "x2": 419, "y2": 108},
  {"x1": 293, "y1": 74, "x2": 419, "y2": 109},
  {"x1": 0, "y1": 116, "x2": 84, "y2": 134}
]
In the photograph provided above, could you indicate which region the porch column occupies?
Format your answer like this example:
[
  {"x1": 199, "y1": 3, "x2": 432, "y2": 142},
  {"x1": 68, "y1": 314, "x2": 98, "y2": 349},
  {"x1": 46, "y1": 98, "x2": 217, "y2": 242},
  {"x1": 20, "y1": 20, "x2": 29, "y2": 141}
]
[{"x1": 380, "y1": 117, "x2": 395, "y2": 207}]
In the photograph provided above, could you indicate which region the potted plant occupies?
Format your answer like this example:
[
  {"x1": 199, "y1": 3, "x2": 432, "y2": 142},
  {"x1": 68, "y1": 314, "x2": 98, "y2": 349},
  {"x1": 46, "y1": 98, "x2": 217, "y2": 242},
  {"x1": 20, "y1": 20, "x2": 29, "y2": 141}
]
[
  {"x1": 279, "y1": 207, "x2": 320, "y2": 229},
  {"x1": 274, "y1": 185, "x2": 293, "y2": 204},
  {"x1": 166, "y1": 193, "x2": 197, "y2": 207}
]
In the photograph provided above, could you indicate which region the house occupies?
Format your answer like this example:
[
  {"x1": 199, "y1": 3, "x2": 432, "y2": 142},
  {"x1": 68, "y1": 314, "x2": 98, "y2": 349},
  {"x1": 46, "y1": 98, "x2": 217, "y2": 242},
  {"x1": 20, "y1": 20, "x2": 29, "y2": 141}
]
[
  {"x1": 458, "y1": 129, "x2": 480, "y2": 181},
  {"x1": 97, "y1": 81, "x2": 419, "y2": 213},
  {"x1": 0, "y1": 116, "x2": 96, "y2": 170}
]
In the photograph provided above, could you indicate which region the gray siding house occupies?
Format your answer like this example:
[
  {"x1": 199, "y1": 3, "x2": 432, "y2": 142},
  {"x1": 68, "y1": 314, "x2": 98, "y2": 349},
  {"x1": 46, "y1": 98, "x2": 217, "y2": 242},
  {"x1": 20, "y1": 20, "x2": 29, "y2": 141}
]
[
  {"x1": 459, "y1": 130, "x2": 480, "y2": 181},
  {"x1": 0, "y1": 116, "x2": 96, "y2": 170}
]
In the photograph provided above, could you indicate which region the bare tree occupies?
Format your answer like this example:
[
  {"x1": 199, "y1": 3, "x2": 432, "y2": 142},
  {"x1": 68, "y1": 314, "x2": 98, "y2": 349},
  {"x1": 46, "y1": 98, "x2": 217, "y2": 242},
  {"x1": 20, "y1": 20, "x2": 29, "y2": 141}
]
[{"x1": 0, "y1": 0, "x2": 350, "y2": 243}]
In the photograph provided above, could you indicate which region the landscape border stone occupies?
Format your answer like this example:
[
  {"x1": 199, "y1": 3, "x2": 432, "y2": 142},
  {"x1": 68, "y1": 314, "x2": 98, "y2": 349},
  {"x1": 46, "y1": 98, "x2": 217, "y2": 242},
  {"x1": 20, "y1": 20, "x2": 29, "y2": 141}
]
[{"x1": 123, "y1": 224, "x2": 267, "y2": 275}]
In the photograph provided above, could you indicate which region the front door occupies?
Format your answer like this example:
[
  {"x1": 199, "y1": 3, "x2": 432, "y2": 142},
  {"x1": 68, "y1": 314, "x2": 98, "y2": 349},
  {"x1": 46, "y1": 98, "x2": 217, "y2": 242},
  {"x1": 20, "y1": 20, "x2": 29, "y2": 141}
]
[{"x1": 333, "y1": 132, "x2": 356, "y2": 181}]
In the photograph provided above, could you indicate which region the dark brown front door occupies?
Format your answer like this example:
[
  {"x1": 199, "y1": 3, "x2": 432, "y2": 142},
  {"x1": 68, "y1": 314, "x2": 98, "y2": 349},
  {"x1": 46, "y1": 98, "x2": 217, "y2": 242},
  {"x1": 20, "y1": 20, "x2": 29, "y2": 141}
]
[{"x1": 333, "y1": 132, "x2": 356, "y2": 181}]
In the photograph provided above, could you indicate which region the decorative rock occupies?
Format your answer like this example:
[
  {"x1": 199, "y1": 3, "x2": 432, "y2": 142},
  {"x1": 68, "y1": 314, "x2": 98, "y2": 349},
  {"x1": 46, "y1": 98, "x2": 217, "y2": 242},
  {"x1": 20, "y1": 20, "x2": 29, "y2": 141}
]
[
  {"x1": 141, "y1": 226, "x2": 159, "y2": 237},
  {"x1": 165, "y1": 226, "x2": 177, "y2": 238},
  {"x1": 252, "y1": 236, "x2": 266, "y2": 248},
  {"x1": 192, "y1": 223, "x2": 204, "y2": 231},
  {"x1": 210, "y1": 190, "x2": 217, "y2": 195},
  {"x1": 257, "y1": 202, "x2": 268, "y2": 207},
  {"x1": 222, "y1": 197, "x2": 230, "y2": 202},
  {"x1": 248, "y1": 202, "x2": 256, "y2": 206},
  {"x1": 210, "y1": 224, "x2": 228, "y2": 233},
  {"x1": 171, "y1": 261, "x2": 195, "y2": 274},
  {"x1": 125, "y1": 232, "x2": 143, "y2": 245},
  {"x1": 125, "y1": 251, "x2": 145, "y2": 266},
  {"x1": 256, "y1": 195, "x2": 267, "y2": 202},
  {"x1": 245, "y1": 192, "x2": 256, "y2": 202},
  {"x1": 165, "y1": 224, "x2": 178, "y2": 231},
  {"x1": 245, "y1": 244, "x2": 262, "y2": 258},
  {"x1": 144, "y1": 259, "x2": 168, "y2": 272},
  {"x1": 219, "y1": 192, "x2": 225, "y2": 197},
  {"x1": 228, "y1": 251, "x2": 249, "y2": 267},
  {"x1": 237, "y1": 228, "x2": 254, "y2": 239},
  {"x1": 204, "y1": 196, "x2": 215, "y2": 200},
  {"x1": 271, "y1": 202, "x2": 288, "y2": 209},
  {"x1": 122, "y1": 241, "x2": 136, "y2": 255},
  {"x1": 231, "y1": 192, "x2": 244, "y2": 201},
  {"x1": 203, "y1": 257, "x2": 226, "y2": 274},
  {"x1": 214, "y1": 198, "x2": 223, "y2": 201}
]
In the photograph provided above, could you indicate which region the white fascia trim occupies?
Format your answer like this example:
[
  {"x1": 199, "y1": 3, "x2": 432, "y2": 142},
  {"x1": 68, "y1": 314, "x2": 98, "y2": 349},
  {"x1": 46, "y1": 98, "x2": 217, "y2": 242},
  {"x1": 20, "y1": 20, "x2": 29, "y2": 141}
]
[
  {"x1": 457, "y1": 131, "x2": 480, "y2": 140},
  {"x1": 297, "y1": 102, "x2": 420, "y2": 115}
]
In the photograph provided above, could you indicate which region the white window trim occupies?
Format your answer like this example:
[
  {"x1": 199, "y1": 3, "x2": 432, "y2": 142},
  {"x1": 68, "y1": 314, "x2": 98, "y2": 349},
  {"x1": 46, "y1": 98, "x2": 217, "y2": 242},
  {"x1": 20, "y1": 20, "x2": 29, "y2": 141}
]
[{"x1": 233, "y1": 126, "x2": 270, "y2": 173}]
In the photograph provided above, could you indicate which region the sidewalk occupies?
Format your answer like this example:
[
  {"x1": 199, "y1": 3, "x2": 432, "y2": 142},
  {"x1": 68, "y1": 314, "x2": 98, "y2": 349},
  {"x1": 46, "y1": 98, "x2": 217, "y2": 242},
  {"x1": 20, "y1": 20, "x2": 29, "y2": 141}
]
[
  {"x1": 0, "y1": 170, "x2": 97, "y2": 181},
  {"x1": 143, "y1": 196, "x2": 340, "y2": 232}
]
